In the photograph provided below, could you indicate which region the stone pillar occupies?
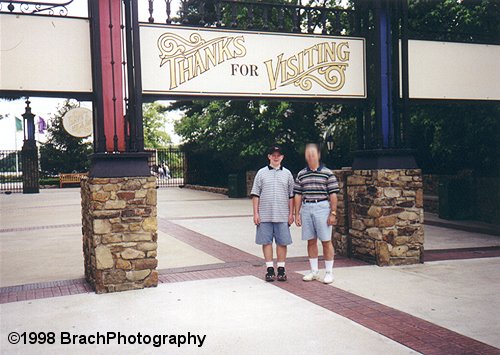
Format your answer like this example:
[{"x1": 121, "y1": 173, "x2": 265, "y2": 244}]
[
  {"x1": 81, "y1": 176, "x2": 158, "y2": 293},
  {"x1": 347, "y1": 169, "x2": 424, "y2": 266},
  {"x1": 331, "y1": 168, "x2": 353, "y2": 256}
]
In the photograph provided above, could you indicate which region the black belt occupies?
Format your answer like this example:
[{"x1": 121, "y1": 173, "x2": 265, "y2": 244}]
[{"x1": 303, "y1": 198, "x2": 328, "y2": 203}]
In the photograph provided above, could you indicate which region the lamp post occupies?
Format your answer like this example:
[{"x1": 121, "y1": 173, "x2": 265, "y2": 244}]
[{"x1": 21, "y1": 99, "x2": 39, "y2": 194}]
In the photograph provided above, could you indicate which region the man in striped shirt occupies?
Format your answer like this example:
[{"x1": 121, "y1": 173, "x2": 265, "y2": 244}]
[
  {"x1": 251, "y1": 146, "x2": 295, "y2": 282},
  {"x1": 294, "y1": 144, "x2": 339, "y2": 284}
]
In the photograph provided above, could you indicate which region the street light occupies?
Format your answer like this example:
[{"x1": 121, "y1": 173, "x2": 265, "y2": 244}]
[{"x1": 22, "y1": 99, "x2": 35, "y2": 143}]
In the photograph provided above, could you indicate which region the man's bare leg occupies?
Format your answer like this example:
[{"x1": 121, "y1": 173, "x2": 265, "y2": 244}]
[
  {"x1": 322, "y1": 240, "x2": 334, "y2": 261},
  {"x1": 322, "y1": 240, "x2": 335, "y2": 283},
  {"x1": 263, "y1": 244, "x2": 273, "y2": 263},
  {"x1": 307, "y1": 238, "x2": 318, "y2": 258},
  {"x1": 276, "y1": 244, "x2": 287, "y2": 262}
]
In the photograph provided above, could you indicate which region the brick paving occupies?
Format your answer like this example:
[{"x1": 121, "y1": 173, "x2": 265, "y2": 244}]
[
  {"x1": 0, "y1": 223, "x2": 81, "y2": 234},
  {"x1": 1, "y1": 218, "x2": 499, "y2": 353},
  {"x1": 425, "y1": 246, "x2": 500, "y2": 262},
  {"x1": 158, "y1": 218, "x2": 261, "y2": 263}
]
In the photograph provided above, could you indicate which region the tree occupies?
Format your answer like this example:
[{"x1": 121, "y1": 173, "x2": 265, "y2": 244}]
[
  {"x1": 171, "y1": 99, "x2": 356, "y2": 172},
  {"x1": 170, "y1": 0, "x2": 499, "y2": 182},
  {"x1": 39, "y1": 100, "x2": 92, "y2": 175},
  {"x1": 143, "y1": 102, "x2": 172, "y2": 148}
]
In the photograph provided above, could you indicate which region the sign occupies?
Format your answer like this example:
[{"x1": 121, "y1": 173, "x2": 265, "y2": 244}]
[
  {"x1": 403, "y1": 40, "x2": 500, "y2": 101},
  {"x1": 63, "y1": 108, "x2": 93, "y2": 138},
  {"x1": 0, "y1": 14, "x2": 92, "y2": 93},
  {"x1": 140, "y1": 25, "x2": 366, "y2": 99}
]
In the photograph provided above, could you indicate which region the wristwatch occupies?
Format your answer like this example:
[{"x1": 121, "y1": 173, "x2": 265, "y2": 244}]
[{"x1": 330, "y1": 210, "x2": 337, "y2": 216}]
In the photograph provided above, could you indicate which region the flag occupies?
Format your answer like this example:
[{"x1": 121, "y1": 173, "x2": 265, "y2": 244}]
[
  {"x1": 38, "y1": 116, "x2": 47, "y2": 134},
  {"x1": 15, "y1": 117, "x2": 23, "y2": 131}
]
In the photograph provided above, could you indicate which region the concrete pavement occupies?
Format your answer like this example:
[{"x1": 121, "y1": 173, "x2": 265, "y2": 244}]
[{"x1": 1, "y1": 276, "x2": 417, "y2": 354}]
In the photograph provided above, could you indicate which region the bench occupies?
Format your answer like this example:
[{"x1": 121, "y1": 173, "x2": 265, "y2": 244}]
[{"x1": 59, "y1": 173, "x2": 87, "y2": 188}]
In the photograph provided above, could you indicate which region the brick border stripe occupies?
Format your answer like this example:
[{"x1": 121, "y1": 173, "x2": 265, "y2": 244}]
[
  {"x1": 425, "y1": 246, "x2": 500, "y2": 262},
  {"x1": 168, "y1": 214, "x2": 253, "y2": 221},
  {"x1": 158, "y1": 217, "x2": 261, "y2": 263},
  {"x1": 3, "y1": 203, "x2": 79, "y2": 211},
  {"x1": 0, "y1": 279, "x2": 92, "y2": 304},
  {"x1": 0, "y1": 223, "x2": 81, "y2": 233}
]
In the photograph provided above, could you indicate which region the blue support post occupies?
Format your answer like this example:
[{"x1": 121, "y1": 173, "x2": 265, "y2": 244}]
[{"x1": 379, "y1": 5, "x2": 392, "y2": 147}]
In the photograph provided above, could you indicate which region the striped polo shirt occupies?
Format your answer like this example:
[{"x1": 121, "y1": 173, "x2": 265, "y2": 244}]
[
  {"x1": 294, "y1": 164, "x2": 339, "y2": 201},
  {"x1": 251, "y1": 165, "x2": 295, "y2": 223}
]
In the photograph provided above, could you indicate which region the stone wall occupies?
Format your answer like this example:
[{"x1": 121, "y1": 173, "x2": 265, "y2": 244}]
[
  {"x1": 81, "y1": 176, "x2": 158, "y2": 293},
  {"x1": 347, "y1": 169, "x2": 424, "y2": 266},
  {"x1": 331, "y1": 168, "x2": 353, "y2": 256},
  {"x1": 184, "y1": 184, "x2": 229, "y2": 195},
  {"x1": 246, "y1": 171, "x2": 257, "y2": 197}
]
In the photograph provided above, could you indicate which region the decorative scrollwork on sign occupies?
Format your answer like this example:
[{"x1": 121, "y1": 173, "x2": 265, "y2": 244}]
[
  {"x1": 0, "y1": 0, "x2": 74, "y2": 16},
  {"x1": 156, "y1": 31, "x2": 248, "y2": 90},
  {"x1": 158, "y1": 32, "x2": 206, "y2": 66},
  {"x1": 280, "y1": 63, "x2": 348, "y2": 92}
]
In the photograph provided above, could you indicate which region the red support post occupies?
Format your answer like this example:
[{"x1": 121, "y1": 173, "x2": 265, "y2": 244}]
[{"x1": 98, "y1": 0, "x2": 125, "y2": 152}]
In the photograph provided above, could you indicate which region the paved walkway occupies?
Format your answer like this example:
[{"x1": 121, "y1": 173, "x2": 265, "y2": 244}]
[{"x1": 1, "y1": 188, "x2": 500, "y2": 354}]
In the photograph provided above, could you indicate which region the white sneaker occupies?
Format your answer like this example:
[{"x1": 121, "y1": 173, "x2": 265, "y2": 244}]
[
  {"x1": 302, "y1": 271, "x2": 320, "y2": 282},
  {"x1": 323, "y1": 272, "x2": 334, "y2": 284}
]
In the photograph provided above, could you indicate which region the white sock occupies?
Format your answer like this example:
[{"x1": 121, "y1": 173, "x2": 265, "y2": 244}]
[
  {"x1": 277, "y1": 262, "x2": 285, "y2": 268},
  {"x1": 266, "y1": 261, "x2": 274, "y2": 268},
  {"x1": 325, "y1": 260, "x2": 334, "y2": 273},
  {"x1": 309, "y1": 258, "x2": 319, "y2": 273}
]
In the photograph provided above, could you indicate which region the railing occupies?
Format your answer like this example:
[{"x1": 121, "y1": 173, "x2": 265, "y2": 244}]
[
  {"x1": 0, "y1": 0, "x2": 86, "y2": 17},
  {"x1": 144, "y1": 0, "x2": 360, "y2": 36},
  {"x1": 147, "y1": 147, "x2": 186, "y2": 187},
  {"x1": 0, "y1": 150, "x2": 22, "y2": 193}
]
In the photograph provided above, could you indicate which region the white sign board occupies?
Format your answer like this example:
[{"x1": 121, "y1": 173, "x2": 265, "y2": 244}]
[
  {"x1": 140, "y1": 25, "x2": 366, "y2": 99},
  {"x1": 406, "y1": 40, "x2": 500, "y2": 101},
  {"x1": 0, "y1": 14, "x2": 92, "y2": 93}
]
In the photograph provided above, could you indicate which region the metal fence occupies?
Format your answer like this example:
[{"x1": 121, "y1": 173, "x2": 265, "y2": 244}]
[
  {"x1": 0, "y1": 150, "x2": 23, "y2": 193},
  {"x1": 146, "y1": 147, "x2": 186, "y2": 188},
  {"x1": 1, "y1": 148, "x2": 186, "y2": 192}
]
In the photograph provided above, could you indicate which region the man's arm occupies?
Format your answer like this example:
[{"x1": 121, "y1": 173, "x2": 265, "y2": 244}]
[
  {"x1": 293, "y1": 173, "x2": 303, "y2": 226},
  {"x1": 288, "y1": 197, "x2": 294, "y2": 225},
  {"x1": 252, "y1": 196, "x2": 260, "y2": 225},
  {"x1": 287, "y1": 172, "x2": 295, "y2": 225},
  {"x1": 294, "y1": 194, "x2": 303, "y2": 226},
  {"x1": 250, "y1": 172, "x2": 262, "y2": 225},
  {"x1": 327, "y1": 193, "x2": 337, "y2": 226}
]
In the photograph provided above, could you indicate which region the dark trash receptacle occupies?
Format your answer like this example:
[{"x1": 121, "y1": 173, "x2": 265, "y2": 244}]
[
  {"x1": 438, "y1": 177, "x2": 473, "y2": 220},
  {"x1": 228, "y1": 173, "x2": 246, "y2": 198}
]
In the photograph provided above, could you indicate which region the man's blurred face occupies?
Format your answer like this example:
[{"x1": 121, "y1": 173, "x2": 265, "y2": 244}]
[
  {"x1": 268, "y1": 152, "x2": 284, "y2": 166},
  {"x1": 305, "y1": 145, "x2": 320, "y2": 166}
]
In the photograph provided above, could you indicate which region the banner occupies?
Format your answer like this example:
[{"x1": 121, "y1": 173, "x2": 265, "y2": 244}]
[
  {"x1": 404, "y1": 40, "x2": 500, "y2": 101},
  {"x1": 140, "y1": 25, "x2": 366, "y2": 99},
  {"x1": 0, "y1": 14, "x2": 92, "y2": 93}
]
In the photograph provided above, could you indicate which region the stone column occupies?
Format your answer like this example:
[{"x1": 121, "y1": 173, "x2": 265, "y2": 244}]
[
  {"x1": 347, "y1": 169, "x2": 424, "y2": 266},
  {"x1": 81, "y1": 176, "x2": 158, "y2": 293},
  {"x1": 331, "y1": 168, "x2": 353, "y2": 256}
]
